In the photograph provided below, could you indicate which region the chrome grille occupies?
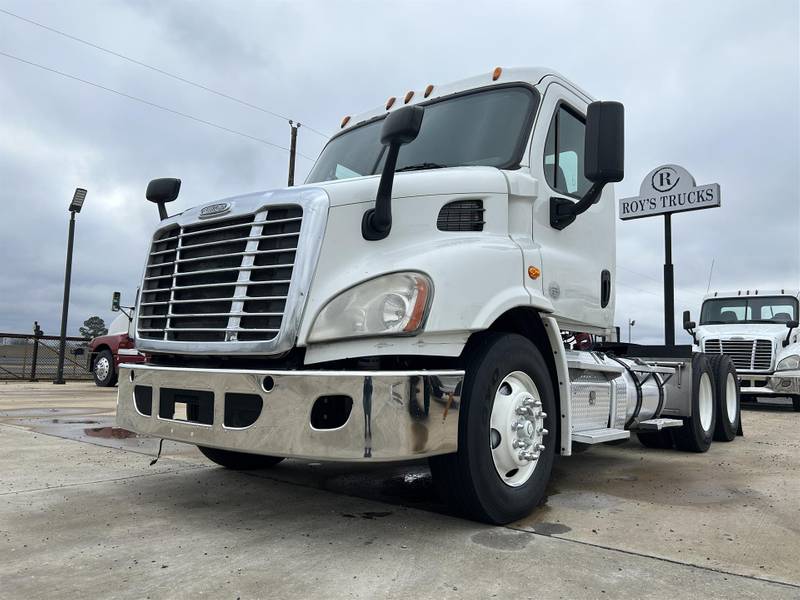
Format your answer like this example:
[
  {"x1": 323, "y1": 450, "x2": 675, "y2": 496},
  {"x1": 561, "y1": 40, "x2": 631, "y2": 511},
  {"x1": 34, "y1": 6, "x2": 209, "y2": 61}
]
[
  {"x1": 138, "y1": 206, "x2": 302, "y2": 343},
  {"x1": 703, "y1": 338, "x2": 774, "y2": 371}
]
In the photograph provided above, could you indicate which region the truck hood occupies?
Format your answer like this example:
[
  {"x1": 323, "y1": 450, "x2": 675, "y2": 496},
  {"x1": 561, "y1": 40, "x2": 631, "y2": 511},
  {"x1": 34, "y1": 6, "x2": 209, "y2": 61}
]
[
  {"x1": 169, "y1": 167, "x2": 508, "y2": 222},
  {"x1": 295, "y1": 166, "x2": 509, "y2": 207},
  {"x1": 696, "y1": 323, "x2": 791, "y2": 344}
]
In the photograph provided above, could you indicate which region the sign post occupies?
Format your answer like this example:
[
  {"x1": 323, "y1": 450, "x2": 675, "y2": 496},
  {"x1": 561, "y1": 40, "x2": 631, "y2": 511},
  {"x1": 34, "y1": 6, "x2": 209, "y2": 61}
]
[{"x1": 619, "y1": 165, "x2": 720, "y2": 346}]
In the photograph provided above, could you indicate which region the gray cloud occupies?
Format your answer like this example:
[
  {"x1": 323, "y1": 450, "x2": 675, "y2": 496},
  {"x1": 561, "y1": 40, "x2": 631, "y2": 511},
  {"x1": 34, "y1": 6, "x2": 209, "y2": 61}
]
[{"x1": 0, "y1": 0, "x2": 797, "y2": 344}]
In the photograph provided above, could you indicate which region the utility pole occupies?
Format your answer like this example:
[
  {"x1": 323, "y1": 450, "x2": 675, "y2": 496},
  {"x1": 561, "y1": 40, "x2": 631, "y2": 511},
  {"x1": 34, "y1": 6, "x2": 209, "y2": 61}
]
[
  {"x1": 287, "y1": 120, "x2": 300, "y2": 186},
  {"x1": 628, "y1": 318, "x2": 636, "y2": 343},
  {"x1": 54, "y1": 188, "x2": 87, "y2": 385}
]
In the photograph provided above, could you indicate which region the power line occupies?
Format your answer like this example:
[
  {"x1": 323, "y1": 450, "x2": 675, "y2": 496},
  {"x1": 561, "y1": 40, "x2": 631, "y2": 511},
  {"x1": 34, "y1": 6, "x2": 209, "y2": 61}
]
[
  {"x1": 617, "y1": 265, "x2": 662, "y2": 285},
  {"x1": 617, "y1": 279, "x2": 704, "y2": 305},
  {"x1": 0, "y1": 49, "x2": 314, "y2": 161},
  {"x1": 615, "y1": 281, "x2": 661, "y2": 298},
  {"x1": 0, "y1": 6, "x2": 330, "y2": 140},
  {"x1": 617, "y1": 266, "x2": 707, "y2": 299}
]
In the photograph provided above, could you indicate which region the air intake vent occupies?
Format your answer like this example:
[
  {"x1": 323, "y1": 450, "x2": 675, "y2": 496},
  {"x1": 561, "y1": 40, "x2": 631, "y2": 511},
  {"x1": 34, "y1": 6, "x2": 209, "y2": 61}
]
[{"x1": 437, "y1": 200, "x2": 484, "y2": 232}]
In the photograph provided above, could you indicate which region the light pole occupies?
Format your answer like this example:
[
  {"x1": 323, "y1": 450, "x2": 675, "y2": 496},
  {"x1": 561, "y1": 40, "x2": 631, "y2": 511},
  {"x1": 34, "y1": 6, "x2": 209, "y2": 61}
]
[
  {"x1": 287, "y1": 120, "x2": 300, "y2": 186},
  {"x1": 628, "y1": 318, "x2": 636, "y2": 343},
  {"x1": 54, "y1": 188, "x2": 87, "y2": 385}
]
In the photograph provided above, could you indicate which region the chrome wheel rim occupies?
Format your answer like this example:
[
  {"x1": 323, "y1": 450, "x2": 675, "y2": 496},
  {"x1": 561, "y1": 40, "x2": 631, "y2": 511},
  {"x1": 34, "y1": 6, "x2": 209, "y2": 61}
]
[
  {"x1": 698, "y1": 372, "x2": 713, "y2": 432},
  {"x1": 489, "y1": 371, "x2": 548, "y2": 488},
  {"x1": 725, "y1": 373, "x2": 737, "y2": 423},
  {"x1": 95, "y1": 356, "x2": 110, "y2": 381}
]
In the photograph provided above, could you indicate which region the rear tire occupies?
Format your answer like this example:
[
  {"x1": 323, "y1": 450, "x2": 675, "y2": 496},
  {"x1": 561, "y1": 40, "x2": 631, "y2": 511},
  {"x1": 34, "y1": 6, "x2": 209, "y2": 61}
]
[
  {"x1": 673, "y1": 354, "x2": 717, "y2": 453},
  {"x1": 197, "y1": 446, "x2": 284, "y2": 470},
  {"x1": 92, "y1": 349, "x2": 118, "y2": 387},
  {"x1": 636, "y1": 430, "x2": 674, "y2": 449},
  {"x1": 793, "y1": 397, "x2": 800, "y2": 412},
  {"x1": 706, "y1": 355, "x2": 740, "y2": 442},
  {"x1": 429, "y1": 332, "x2": 556, "y2": 525}
]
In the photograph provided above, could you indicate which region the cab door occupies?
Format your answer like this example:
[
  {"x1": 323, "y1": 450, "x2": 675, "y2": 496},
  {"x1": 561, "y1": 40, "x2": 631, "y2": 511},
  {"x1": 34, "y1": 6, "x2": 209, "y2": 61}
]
[{"x1": 528, "y1": 81, "x2": 616, "y2": 331}]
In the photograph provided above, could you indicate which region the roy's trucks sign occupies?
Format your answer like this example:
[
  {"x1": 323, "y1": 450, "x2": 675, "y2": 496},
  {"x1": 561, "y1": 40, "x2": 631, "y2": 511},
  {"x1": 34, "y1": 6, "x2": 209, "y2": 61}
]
[{"x1": 619, "y1": 164, "x2": 721, "y2": 220}]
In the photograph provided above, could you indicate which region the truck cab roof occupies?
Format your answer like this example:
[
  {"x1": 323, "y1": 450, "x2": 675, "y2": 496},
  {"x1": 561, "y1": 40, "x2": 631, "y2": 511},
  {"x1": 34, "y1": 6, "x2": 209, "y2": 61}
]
[
  {"x1": 338, "y1": 66, "x2": 594, "y2": 135},
  {"x1": 703, "y1": 289, "x2": 800, "y2": 301}
]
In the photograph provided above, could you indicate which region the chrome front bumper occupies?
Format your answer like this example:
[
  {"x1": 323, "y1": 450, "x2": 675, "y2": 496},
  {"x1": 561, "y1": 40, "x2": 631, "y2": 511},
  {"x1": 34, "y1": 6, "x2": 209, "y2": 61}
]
[
  {"x1": 117, "y1": 364, "x2": 463, "y2": 461},
  {"x1": 766, "y1": 371, "x2": 800, "y2": 396},
  {"x1": 737, "y1": 371, "x2": 800, "y2": 396}
]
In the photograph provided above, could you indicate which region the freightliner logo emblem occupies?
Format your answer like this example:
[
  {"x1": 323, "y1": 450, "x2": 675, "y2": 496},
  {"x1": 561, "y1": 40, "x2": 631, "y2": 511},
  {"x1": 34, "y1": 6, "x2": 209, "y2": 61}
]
[{"x1": 199, "y1": 202, "x2": 232, "y2": 218}]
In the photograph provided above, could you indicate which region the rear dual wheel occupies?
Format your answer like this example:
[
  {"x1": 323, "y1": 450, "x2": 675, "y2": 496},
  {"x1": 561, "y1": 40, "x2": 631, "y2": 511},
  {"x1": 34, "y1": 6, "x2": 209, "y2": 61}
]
[
  {"x1": 673, "y1": 355, "x2": 717, "y2": 452},
  {"x1": 429, "y1": 333, "x2": 556, "y2": 525},
  {"x1": 706, "y1": 355, "x2": 740, "y2": 441}
]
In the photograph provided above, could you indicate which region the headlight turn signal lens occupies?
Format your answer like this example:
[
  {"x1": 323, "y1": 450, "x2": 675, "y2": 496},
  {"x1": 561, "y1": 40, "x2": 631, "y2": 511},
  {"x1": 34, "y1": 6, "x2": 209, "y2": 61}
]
[
  {"x1": 308, "y1": 272, "x2": 433, "y2": 343},
  {"x1": 776, "y1": 355, "x2": 800, "y2": 371}
]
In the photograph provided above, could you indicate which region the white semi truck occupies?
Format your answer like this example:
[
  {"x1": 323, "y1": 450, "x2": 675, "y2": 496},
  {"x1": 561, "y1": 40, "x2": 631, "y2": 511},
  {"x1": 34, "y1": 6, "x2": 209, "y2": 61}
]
[
  {"x1": 117, "y1": 67, "x2": 742, "y2": 524},
  {"x1": 685, "y1": 290, "x2": 800, "y2": 411}
]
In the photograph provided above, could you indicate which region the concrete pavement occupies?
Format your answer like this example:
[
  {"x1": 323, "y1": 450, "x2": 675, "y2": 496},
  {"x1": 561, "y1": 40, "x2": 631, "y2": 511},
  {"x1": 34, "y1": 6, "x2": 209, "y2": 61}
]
[{"x1": 1, "y1": 381, "x2": 799, "y2": 598}]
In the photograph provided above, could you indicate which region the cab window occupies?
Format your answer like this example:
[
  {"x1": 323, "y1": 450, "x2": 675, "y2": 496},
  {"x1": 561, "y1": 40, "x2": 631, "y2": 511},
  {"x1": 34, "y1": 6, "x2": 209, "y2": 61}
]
[{"x1": 544, "y1": 104, "x2": 591, "y2": 198}]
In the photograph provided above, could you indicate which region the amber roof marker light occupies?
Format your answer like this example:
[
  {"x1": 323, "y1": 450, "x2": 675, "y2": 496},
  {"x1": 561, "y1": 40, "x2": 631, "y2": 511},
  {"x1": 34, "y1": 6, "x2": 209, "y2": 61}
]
[
  {"x1": 424, "y1": 84, "x2": 434, "y2": 98},
  {"x1": 385, "y1": 96, "x2": 396, "y2": 110},
  {"x1": 492, "y1": 66, "x2": 503, "y2": 81},
  {"x1": 404, "y1": 90, "x2": 415, "y2": 104},
  {"x1": 340, "y1": 115, "x2": 351, "y2": 129}
]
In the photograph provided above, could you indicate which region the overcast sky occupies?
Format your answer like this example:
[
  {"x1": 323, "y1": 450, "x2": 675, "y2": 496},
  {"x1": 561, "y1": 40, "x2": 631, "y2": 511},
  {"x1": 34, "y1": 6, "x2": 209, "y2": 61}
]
[{"x1": 0, "y1": 0, "x2": 798, "y2": 343}]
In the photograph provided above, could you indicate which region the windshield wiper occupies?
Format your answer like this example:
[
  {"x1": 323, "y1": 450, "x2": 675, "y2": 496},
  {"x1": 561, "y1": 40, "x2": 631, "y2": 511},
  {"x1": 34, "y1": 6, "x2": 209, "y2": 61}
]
[{"x1": 395, "y1": 162, "x2": 449, "y2": 173}]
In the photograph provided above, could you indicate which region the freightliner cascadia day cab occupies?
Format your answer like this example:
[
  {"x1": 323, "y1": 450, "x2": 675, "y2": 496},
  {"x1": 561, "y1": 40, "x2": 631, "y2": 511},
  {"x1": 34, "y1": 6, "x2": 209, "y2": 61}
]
[
  {"x1": 685, "y1": 290, "x2": 800, "y2": 411},
  {"x1": 118, "y1": 68, "x2": 743, "y2": 524}
]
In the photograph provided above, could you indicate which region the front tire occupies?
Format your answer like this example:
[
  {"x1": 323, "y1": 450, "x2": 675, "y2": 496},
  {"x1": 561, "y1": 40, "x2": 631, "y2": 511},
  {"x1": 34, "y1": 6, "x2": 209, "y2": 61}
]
[
  {"x1": 92, "y1": 349, "x2": 118, "y2": 387},
  {"x1": 673, "y1": 355, "x2": 717, "y2": 452},
  {"x1": 197, "y1": 446, "x2": 284, "y2": 470},
  {"x1": 429, "y1": 333, "x2": 556, "y2": 524},
  {"x1": 792, "y1": 397, "x2": 800, "y2": 412}
]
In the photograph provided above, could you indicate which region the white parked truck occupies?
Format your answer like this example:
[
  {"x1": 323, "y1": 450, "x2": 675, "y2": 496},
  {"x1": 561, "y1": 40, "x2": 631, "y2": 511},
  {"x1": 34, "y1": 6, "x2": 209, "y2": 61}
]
[
  {"x1": 685, "y1": 290, "x2": 800, "y2": 411},
  {"x1": 118, "y1": 67, "x2": 742, "y2": 524}
]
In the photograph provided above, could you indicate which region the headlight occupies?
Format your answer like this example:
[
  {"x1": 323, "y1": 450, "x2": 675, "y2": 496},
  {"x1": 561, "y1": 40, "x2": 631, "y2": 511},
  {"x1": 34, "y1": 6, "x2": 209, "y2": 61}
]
[
  {"x1": 308, "y1": 272, "x2": 433, "y2": 343},
  {"x1": 776, "y1": 355, "x2": 800, "y2": 371}
]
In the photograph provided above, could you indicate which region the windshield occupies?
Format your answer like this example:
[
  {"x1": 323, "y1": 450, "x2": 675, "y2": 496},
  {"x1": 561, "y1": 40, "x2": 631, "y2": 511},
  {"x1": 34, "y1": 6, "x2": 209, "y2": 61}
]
[
  {"x1": 700, "y1": 296, "x2": 799, "y2": 325},
  {"x1": 306, "y1": 85, "x2": 538, "y2": 184}
]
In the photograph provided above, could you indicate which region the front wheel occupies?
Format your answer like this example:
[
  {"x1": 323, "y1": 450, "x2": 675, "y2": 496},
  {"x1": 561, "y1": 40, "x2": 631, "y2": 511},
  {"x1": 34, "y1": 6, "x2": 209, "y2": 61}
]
[
  {"x1": 429, "y1": 333, "x2": 556, "y2": 524},
  {"x1": 92, "y1": 349, "x2": 118, "y2": 387},
  {"x1": 793, "y1": 397, "x2": 800, "y2": 412},
  {"x1": 197, "y1": 446, "x2": 284, "y2": 470}
]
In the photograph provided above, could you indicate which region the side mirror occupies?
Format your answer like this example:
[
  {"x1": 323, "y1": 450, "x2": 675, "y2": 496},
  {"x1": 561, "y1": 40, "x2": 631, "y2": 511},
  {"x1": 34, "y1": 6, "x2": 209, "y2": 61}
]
[
  {"x1": 683, "y1": 310, "x2": 697, "y2": 344},
  {"x1": 362, "y1": 106, "x2": 424, "y2": 240},
  {"x1": 784, "y1": 320, "x2": 798, "y2": 347},
  {"x1": 146, "y1": 178, "x2": 181, "y2": 221},
  {"x1": 111, "y1": 292, "x2": 121, "y2": 312},
  {"x1": 550, "y1": 101, "x2": 624, "y2": 230},
  {"x1": 584, "y1": 101, "x2": 625, "y2": 184},
  {"x1": 380, "y1": 106, "x2": 425, "y2": 146}
]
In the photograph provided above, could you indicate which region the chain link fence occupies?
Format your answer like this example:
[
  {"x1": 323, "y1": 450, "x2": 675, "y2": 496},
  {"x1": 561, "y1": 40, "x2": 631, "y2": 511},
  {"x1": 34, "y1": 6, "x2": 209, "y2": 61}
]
[{"x1": 0, "y1": 332, "x2": 92, "y2": 381}]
